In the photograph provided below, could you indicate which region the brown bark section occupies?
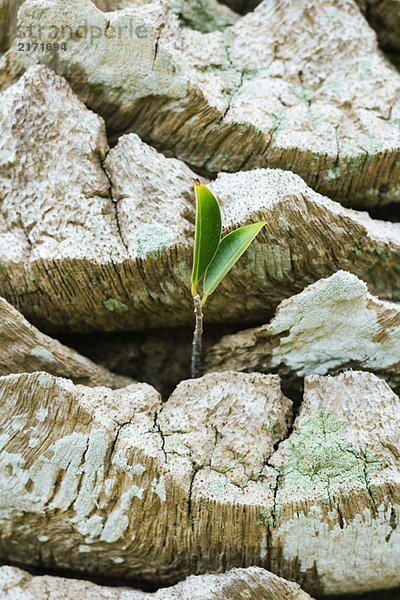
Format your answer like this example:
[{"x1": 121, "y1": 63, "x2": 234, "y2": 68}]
[
  {"x1": 0, "y1": 565, "x2": 314, "y2": 599},
  {"x1": 0, "y1": 295, "x2": 132, "y2": 388}
]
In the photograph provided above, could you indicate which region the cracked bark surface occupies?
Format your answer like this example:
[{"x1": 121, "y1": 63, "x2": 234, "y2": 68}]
[
  {"x1": 2, "y1": 0, "x2": 400, "y2": 208},
  {"x1": 0, "y1": 295, "x2": 132, "y2": 388},
  {"x1": 1, "y1": 369, "x2": 400, "y2": 596},
  {"x1": 0, "y1": 564, "x2": 314, "y2": 599},
  {"x1": 206, "y1": 270, "x2": 400, "y2": 395},
  {"x1": 1, "y1": 65, "x2": 400, "y2": 335}
]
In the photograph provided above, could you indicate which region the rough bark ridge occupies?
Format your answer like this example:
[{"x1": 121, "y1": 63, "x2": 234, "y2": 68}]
[
  {"x1": 0, "y1": 565, "x2": 314, "y2": 599},
  {"x1": 1, "y1": 369, "x2": 400, "y2": 596},
  {"x1": 1, "y1": 1, "x2": 400, "y2": 597},
  {"x1": 0, "y1": 295, "x2": 132, "y2": 388},
  {"x1": 206, "y1": 270, "x2": 400, "y2": 394},
  {"x1": 1, "y1": 66, "x2": 400, "y2": 335},
  {"x1": 2, "y1": 0, "x2": 400, "y2": 208}
]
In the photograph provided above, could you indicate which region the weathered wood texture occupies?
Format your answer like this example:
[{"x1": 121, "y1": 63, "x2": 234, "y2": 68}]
[
  {"x1": 1, "y1": 0, "x2": 400, "y2": 208},
  {"x1": 93, "y1": 0, "x2": 239, "y2": 33},
  {"x1": 0, "y1": 565, "x2": 314, "y2": 599},
  {"x1": 0, "y1": 295, "x2": 132, "y2": 388},
  {"x1": 267, "y1": 371, "x2": 400, "y2": 596},
  {"x1": 1, "y1": 369, "x2": 400, "y2": 596},
  {"x1": 206, "y1": 270, "x2": 400, "y2": 394},
  {"x1": 1, "y1": 66, "x2": 400, "y2": 335},
  {"x1": 0, "y1": 0, "x2": 9, "y2": 52}
]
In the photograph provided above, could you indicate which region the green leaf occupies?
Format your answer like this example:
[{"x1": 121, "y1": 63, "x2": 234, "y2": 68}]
[
  {"x1": 191, "y1": 179, "x2": 222, "y2": 292},
  {"x1": 203, "y1": 222, "x2": 266, "y2": 299}
]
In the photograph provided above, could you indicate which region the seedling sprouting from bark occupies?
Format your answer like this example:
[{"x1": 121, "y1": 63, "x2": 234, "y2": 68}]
[{"x1": 191, "y1": 178, "x2": 266, "y2": 378}]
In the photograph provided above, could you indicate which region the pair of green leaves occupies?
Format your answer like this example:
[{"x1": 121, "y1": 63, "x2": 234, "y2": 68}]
[{"x1": 191, "y1": 178, "x2": 266, "y2": 305}]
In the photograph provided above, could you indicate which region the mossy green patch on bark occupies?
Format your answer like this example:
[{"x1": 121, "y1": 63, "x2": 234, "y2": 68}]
[
  {"x1": 172, "y1": 0, "x2": 236, "y2": 33},
  {"x1": 103, "y1": 298, "x2": 129, "y2": 313},
  {"x1": 279, "y1": 411, "x2": 381, "y2": 502}
]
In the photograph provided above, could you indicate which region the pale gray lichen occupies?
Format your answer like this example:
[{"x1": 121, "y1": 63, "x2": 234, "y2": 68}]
[
  {"x1": 35, "y1": 406, "x2": 49, "y2": 421},
  {"x1": 275, "y1": 504, "x2": 400, "y2": 595},
  {"x1": 269, "y1": 270, "x2": 398, "y2": 375},
  {"x1": 37, "y1": 374, "x2": 54, "y2": 390},
  {"x1": 208, "y1": 476, "x2": 230, "y2": 496},
  {"x1": 10, "y1": 415, "x2": 28, "y2": 431},
  {"x1": 133, "y1": 224, "x2": 174, "y2": 258},
  {"x1": 79, "y1": 114, "x2": 101, "y2": 133},
  {"x1": 30, "y1": 346, "x2": 54, "y2": 364},
  {"x1": 172, "y1": 0, "x2": 237, "y2": 33},
  {"x1": 0, "y1": 149, "x2": 15, "y2": 165},
  {"x1": 100, "y1": 485, "x2": 144, "y2": 543},
  {"x1": 151, "y1": 476, "x2": 166, "y2": 502},
  {"x1": 113, "y1": 451, "x2": 146, "y2": 479}
]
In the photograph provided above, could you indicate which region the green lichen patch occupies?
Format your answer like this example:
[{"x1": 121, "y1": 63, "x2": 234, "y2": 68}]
[
  {"x1": 256, "y1": 507, "x2": 275, "y2": 528},
  {"x1": 271, "y1": 106, "x2": 287, "y2": 133},
  {"x1": 103, "y1": 298, "x2": 129, "y2": 313},
  {"x1": 280, "y1": 412, "x2": 381, "y2": 503},
  {"x1": 372, "y1": 246, "x2": 393, "y2": 262},
  {"x1": 293, "y1": 84, "x2": 314, "y2": 103},
  {"x1": 208, "y1": 475, "x2": 230, "y2": 496},
  {"x1": 172, "y1": 0, "x2": 236, "y2": 33},
  {"x1": 263, "y1": 420, "x2": 281, "y2": 441}
]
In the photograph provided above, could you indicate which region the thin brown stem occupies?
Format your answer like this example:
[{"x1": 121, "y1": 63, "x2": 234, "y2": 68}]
[{"x1": 191, "y1": 294, "x2": 204, "y2": 379}]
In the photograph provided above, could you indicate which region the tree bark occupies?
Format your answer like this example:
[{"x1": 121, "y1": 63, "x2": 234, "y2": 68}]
[
  {"x1": 0, "y1": 565, "x2": 314, "y2": 600},
  {"x1": 0, "y1": 295, "x2": 132, "y2": 388},
  {"x1": 206, "y1": 270, "x2": 400, "y2": 395},
  {"x1": 0, "y1": 370, "x2": 400, "y2": 596},
  {"x1": 0, "y1": 67, "x2": 399, "y2": 336},
  {"x1": 2, "y1": 0, "x2": 400, "y2": 208}
]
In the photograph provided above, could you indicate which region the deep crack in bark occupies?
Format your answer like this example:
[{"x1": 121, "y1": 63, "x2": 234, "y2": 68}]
[{"x1": 97, "y1": 150, "x2": 129, "y2": 253}]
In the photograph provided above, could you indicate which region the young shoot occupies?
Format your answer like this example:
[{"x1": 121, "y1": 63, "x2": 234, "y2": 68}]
[{"x1": 190, "y1": 178, "x2": 266, "y2": 378}]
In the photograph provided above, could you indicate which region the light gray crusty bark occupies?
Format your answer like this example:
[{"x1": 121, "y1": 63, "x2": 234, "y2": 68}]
[
  {"x1": 206, "y1": 270, "x2": 400, "y2": 394},
  {"x1": 2, "y1": 0, "x2": 400, "y2": 208},
  {"x1": 1, "y1": 65, "x2": 400, "y2": 334},
  {"x1": 0, "y1": 565, "x2": 314, "y2": 600},
  {"x1": 1, "y1": 369, "x2": 400, "y2": 595},
  {"x1": 0, "y1": 295, "x2": 132, "y2": 388}
]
